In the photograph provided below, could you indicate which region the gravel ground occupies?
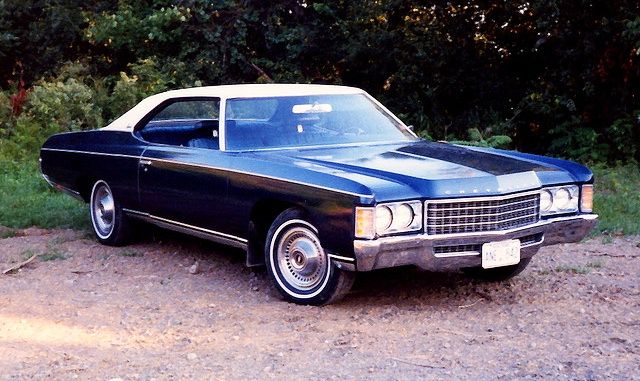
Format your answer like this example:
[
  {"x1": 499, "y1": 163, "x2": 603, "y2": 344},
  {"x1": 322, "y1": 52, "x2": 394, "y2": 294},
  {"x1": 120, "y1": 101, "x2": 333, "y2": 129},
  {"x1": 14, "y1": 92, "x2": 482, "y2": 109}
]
[{"x1": 0, "y1": 226, "x2": 639, "y2": 380}]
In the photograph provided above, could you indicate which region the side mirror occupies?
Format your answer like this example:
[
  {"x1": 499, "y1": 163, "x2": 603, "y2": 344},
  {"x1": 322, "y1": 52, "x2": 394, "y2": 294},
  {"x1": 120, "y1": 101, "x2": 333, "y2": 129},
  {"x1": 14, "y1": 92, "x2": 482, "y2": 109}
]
[{"x1": 406, "y1": 125, "x2": 415, "y2": 132}]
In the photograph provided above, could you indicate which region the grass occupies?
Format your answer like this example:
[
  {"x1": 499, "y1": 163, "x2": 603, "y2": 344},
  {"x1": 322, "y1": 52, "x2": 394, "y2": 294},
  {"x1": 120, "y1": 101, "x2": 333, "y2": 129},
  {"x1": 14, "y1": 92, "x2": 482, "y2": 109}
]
[
  {"x1": 39, "y1": 248, "x2": 67, "y2": 261},
  {"x1": 0, "y1": 229, "x2": 17, "y2": 239},
  {"x1": 21, "y1": 249, "x2": 36, "y2": 260},
  {"x1": 39, "y1": 248, "x2": 68, "y2": 262},
  {"x1": 119, "y1": 249, "x2": 143, "y2": 257},
  {"x1": 0, "y1": 160, "x2": 89, "y2": 230},
  {"x1": 20, "y1": 247, "x2": 68, "y2": 262},
  {"x1": 592, "y1": 163, "x2": 640, "y2": 236},
  {"x1": 539, "y1": 260, "x2": 603, "y2": 275},
  {"x1": 554, "y1": 261, "x2": 603, "y2": 275}
]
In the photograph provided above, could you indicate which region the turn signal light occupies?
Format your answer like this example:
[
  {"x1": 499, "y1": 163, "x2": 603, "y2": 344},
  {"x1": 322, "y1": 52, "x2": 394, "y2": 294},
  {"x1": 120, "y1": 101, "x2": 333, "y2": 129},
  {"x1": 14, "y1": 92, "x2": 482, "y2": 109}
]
[
  {"x1": 581, "y1": 185, "x2": 593, "y2": 213},
  {"x1": 355, "y1": 207, "x2": 375, "y2": 239}
]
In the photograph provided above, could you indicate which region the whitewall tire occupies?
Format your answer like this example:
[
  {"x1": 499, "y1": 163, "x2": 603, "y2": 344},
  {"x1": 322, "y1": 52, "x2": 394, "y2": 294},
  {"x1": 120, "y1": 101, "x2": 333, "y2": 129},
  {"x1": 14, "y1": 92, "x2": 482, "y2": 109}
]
[
  {"x1": 265, "y1": 209, "x2": 354, "y2": 305},
  {"x1": 90, "y1": 180, "x2": 131, "y2": 246}
]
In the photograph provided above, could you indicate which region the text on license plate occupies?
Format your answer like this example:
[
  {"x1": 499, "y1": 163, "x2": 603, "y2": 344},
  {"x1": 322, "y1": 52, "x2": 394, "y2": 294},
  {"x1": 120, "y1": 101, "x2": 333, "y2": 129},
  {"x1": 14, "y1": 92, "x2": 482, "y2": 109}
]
[{"x1": 482, "y1": 239, "x2": 521, "y2": 269}]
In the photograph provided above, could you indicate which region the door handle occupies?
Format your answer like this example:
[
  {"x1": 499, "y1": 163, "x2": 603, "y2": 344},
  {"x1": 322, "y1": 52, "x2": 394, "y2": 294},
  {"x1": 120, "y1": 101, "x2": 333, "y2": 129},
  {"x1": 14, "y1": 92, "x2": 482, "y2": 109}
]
[{"x1": 139, "y1": 160, "x2": 152, "y2": 172}]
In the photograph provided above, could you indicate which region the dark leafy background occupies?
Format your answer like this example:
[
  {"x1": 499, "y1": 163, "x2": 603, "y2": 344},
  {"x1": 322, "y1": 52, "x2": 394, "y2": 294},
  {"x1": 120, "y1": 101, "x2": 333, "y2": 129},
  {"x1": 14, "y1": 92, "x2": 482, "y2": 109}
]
[{"x1": 1, "y1": 0, "x2": 639, "y2": 163}]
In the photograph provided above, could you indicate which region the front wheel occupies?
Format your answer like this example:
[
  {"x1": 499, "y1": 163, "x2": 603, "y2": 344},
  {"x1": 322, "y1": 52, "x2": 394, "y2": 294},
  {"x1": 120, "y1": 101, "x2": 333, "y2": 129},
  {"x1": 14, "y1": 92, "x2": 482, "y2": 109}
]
[
  {"x1": 265, "y1": 209, "x2": 354, "y2": 305},
  {"x1": 90, "y1": 180, "x2": 131, "y2": 246}
]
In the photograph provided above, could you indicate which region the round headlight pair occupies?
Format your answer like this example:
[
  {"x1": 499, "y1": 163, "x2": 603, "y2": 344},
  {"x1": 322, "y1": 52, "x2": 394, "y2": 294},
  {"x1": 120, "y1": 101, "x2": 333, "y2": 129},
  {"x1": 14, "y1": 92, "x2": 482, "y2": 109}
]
[
  {"x1": 540, "y1": 187, "x2": 576, "y2": 213},
  {"x1": 375, "y1": 203, "x2": 415, "y2": 232}
]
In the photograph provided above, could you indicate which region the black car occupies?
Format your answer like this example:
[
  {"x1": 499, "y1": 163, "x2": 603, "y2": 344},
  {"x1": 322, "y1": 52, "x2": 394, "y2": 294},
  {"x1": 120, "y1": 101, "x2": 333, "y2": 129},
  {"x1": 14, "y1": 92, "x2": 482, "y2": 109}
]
[{"x1": 40, "y1": 84, "x2": 598, "y2": 305}]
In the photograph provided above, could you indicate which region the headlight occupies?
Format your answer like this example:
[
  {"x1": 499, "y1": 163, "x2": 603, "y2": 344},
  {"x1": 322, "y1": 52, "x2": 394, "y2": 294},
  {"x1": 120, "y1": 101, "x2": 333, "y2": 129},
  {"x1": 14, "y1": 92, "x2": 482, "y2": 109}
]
[
  {"x1": 540, "y1": 189, "x2": 553, "y2": 212},
  {"x1": 354, "y1": 201, "x2": 423, "y2": 238},
  {"x1": 392, "y1": 203, "x2": 415, "y2": 229},
  {"x1": 376, "y1": 206, "x2": 393, "y2": 232},
  {"x1": 539, "y1": 185, "x2": 579, "y2": 216},
  {"x1": 554, "y1": 188, "x2": 571, "y2": 209}
]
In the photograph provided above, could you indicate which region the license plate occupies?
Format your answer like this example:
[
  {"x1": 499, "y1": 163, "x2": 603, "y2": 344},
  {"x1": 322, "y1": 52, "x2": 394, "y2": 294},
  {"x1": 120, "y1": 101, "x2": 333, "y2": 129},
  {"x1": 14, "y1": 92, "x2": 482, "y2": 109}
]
[{"x1": 482, "y1": 239, "x2": 521, "y2": 269}]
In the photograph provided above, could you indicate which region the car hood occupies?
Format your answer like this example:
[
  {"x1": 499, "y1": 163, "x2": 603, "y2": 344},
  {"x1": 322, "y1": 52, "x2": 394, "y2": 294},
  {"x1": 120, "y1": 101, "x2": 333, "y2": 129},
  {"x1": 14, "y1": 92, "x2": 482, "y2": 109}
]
[{"x1": 258, "y1": 140, "x2": 590, "y2": 201}]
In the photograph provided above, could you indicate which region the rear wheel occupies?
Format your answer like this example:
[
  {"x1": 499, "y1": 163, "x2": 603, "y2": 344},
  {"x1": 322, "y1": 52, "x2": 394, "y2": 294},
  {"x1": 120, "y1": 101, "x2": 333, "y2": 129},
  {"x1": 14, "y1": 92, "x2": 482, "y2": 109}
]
[
  {"x1": 265, "y1": 209, "x2": 354, "y2": 305},
  {"x1": 90, "y1": 180, "x2": 131, "y2": 246},
  {"x1": 463, "y1": 257, "x2": 532, "y2": 282}
]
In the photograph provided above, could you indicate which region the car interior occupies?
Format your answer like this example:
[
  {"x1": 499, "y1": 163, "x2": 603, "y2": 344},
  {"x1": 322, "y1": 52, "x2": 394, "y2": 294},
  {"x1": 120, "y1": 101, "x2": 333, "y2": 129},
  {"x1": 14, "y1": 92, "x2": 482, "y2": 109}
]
[{"x1": 137, "y1": 119, "x2": 220, "y2": 149}]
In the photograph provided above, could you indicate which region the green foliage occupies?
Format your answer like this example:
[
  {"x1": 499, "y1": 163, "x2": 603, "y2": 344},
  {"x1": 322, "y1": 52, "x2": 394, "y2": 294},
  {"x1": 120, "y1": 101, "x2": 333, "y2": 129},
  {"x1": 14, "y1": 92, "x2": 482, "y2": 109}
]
[
  {"x1": 0, "y1": 91, "x2": 12, "y2": 135},
  {"x1": 0, "y1": 72, "x2": 102, "y2": 162},
  {"x1": 0, "y1": 1, "x2": 638, "y2": 164},
  {"x1": 25, "y1": 78, "x2": 102, "y2": 131},
  {"x1": 553, "y1": 261, "x2": 603, "y2": 275},
  {"x1": 21, "y1": 249, "x2": 36, "y2": 260},
  {"x1": 119, "y1": 249, "x2": 143, "y2": 257},
  {"x1": 608, "y1": 113, "x2": 639, "y2": 160},
  {"x1": 0, "y1": 161, "x2": 88, "y2": 230},
  {"x1": 40, "y1": 248, "x2": 67, "y2": 261},
  {"x1": 85, "y1": 4, "x2": 190, "y2": 51},
  {"x1": 450, "y1": 128, "x2": 513, "y2": 149},
  {"x1": 593, "y1": 164, "x2": 640, "y2": 235},
  {"x1": 106, "y1": 58, "x2": 198, "y2": 122},
  {"x1": 0, "y1": 0, "x2": 87, "y2": 84},
  {"x1": 0, "y1": 228, "x2": 16, "y2": 239}
]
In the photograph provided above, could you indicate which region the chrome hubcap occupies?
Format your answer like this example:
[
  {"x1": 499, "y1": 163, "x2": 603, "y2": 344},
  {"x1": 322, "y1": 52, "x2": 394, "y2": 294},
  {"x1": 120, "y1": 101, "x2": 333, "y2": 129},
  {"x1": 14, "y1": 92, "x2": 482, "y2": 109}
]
[
  {"x1": 93, "y1": 185, "x2": 115, "y2": 236},
  {"x1": 277, "y1": 227, "x2": 327, "y2": 291}
]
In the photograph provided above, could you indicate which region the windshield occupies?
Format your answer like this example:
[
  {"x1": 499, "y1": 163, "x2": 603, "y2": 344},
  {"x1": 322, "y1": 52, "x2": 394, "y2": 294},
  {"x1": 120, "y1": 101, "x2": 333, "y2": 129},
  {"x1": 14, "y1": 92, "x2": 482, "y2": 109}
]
[{"x1": 224, "y1": 94, "x2": 416, "y2": 151}]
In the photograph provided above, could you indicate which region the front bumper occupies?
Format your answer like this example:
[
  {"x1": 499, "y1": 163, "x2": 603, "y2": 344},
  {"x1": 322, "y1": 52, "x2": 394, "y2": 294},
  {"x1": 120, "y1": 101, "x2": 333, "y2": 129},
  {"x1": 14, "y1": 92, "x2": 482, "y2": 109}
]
[{"x1": 353, "y1": 214, "x2": 598, "y2": 272}]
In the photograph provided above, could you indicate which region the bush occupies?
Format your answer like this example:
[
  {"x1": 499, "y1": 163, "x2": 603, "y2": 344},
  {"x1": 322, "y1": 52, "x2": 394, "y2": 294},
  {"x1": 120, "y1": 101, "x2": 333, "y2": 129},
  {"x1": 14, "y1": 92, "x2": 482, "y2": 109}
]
[
  {"x1": 106, "y1": 58, "x2": 198, "y2": 122},
  {"x1": 0, "y1": 76, "x2": 102, "y2": 163},
  {"x1": 24, "y1": 77, "x2": 103, "y2": 131},
  {"x1": 0, "y1": 91, "x2": 12, "y2": 137}
]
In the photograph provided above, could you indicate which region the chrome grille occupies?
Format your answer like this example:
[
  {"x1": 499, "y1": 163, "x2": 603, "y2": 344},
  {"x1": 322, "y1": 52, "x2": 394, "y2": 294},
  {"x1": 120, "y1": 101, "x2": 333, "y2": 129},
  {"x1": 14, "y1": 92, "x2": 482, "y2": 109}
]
[{"x1": 425, "y1": 192, "x2": 540, "y2": 235}]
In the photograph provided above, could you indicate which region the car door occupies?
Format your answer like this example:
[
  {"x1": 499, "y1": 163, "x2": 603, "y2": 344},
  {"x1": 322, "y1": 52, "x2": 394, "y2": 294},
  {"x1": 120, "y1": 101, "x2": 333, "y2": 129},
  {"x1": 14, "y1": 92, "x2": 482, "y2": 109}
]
[{"x1": 135, "y1": 98, "x2": 237, "y2": 239}]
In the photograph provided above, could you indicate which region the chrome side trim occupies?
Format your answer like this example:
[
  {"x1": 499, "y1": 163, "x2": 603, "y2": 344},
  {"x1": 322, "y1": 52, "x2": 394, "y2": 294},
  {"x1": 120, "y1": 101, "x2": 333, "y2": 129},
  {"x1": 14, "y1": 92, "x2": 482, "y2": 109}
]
[
  {"x1": 123, "y1": 208, "x2": 248, "y2": 250},
  {"x1": 41, "y1": 174, "x2": 84, "y2": 201},
  {"x1": 41, "y1": 148, "x2": 373, "y2": 199},
  {"x1": 327, "y1": 253, "x2": 355, "y2": 262},
  {"x1": 40, "y1": 148, "x2": 141, "y2": 160}
]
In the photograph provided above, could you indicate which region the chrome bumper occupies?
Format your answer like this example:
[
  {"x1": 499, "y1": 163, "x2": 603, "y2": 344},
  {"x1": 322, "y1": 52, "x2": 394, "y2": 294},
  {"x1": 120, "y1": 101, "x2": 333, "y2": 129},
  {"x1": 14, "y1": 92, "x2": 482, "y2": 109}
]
[{"x1": 353, "y1": 214, "x2": 598, "y2": 272}]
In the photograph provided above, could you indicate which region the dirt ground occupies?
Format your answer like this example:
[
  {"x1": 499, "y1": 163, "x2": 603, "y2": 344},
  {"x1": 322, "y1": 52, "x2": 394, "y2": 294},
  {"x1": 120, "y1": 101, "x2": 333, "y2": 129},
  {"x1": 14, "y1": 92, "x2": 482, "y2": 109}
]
[{"x1": 0, "y1": 226, "x2": 638, "y2": 380}]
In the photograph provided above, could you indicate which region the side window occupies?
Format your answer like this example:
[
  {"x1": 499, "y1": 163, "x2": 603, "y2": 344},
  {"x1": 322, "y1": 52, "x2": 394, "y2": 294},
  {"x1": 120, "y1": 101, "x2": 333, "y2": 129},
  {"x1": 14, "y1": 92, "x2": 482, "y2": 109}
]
[
  {"x1": 152, "y1": 100, "x2": 219, "y2": 121},
  {"x1": 138, "y1": 98, "x2": 220, "y2": 149}
]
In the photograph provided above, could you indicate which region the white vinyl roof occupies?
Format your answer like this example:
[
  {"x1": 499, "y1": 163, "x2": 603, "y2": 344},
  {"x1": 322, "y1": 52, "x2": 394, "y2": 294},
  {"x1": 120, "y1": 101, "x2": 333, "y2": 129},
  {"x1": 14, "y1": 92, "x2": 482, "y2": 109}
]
[{"x1": 103, "y1": 84, "x2": 365, "y2": 131}]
